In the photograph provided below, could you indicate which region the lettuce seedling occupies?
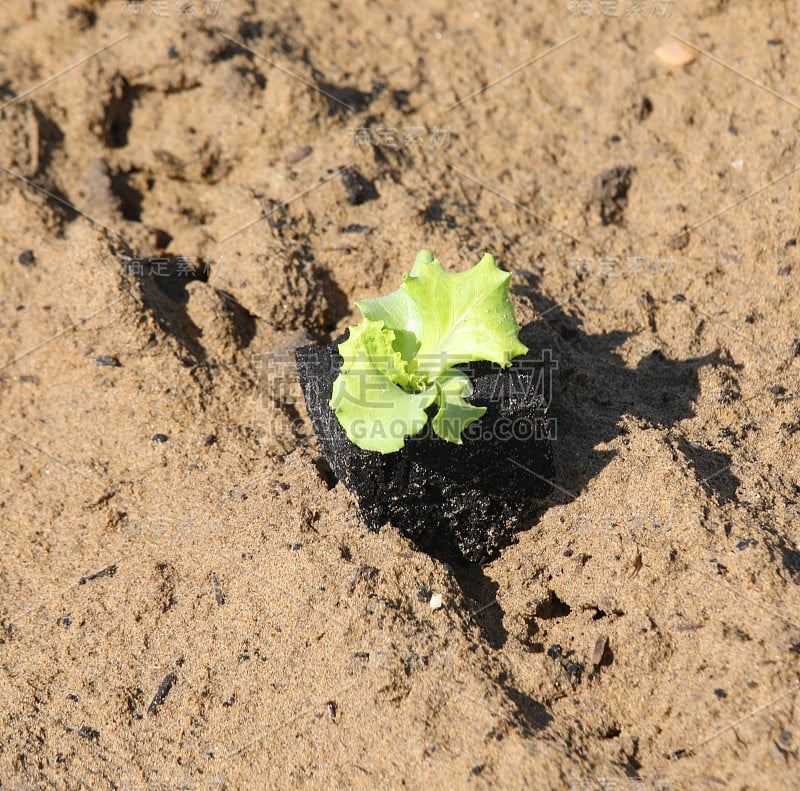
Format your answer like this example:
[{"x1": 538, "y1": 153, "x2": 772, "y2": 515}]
[{"x1": 329, "y1": 250, "x2": 528, "y2": 453}]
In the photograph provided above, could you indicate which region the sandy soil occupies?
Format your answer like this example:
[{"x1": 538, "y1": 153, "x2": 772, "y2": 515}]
[{"x1": 1, "y1": 1, "x2": 799, "y2": 788}]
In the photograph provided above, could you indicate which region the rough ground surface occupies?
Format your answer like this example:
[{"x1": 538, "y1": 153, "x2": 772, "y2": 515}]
[{"x1": 1, "y1": 1, "x2": 799, "y2": 789}]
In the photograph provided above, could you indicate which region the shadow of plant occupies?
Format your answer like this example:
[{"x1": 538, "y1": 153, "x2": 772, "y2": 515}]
[
  {"x1": 451, "y1": 271, "x2": 735, "y2": 655},
  {"x1": 514, "y1": 272, "x2": 729, "y2": 507}
]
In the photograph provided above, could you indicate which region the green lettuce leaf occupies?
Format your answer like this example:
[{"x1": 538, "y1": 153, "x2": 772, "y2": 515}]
[
  {"x1": 330, "y1": 319, "x2": 436, "y2": 453},
  {"x1": 431, "y1": 369, "x2": 486, "y2": 444},
  {"x1": 353, "y1": 251, "x2": 436, "y2": 362},
  {"x1": 329, "y1": 250, "x2": 527, "y2": 453},
  {"x1": 403, "y1": 253, "x2": 528, "y2": 379}
]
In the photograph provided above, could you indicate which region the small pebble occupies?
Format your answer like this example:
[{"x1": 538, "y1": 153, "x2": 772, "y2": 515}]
[
  {"x1": 564, "y1": 660, "x2": 583, "y2": 682},
  {"x1": 590, "y1": 635, "x2": 609, "y2": 667},
  {"x1": 429, "y1": 593, "x2": 443, "y2": 610},
  {"x1": 285, "y1": 145, "x2": 312, "y2": 165},
  {"x1": 152, "y1": 433, "x2": 168, "y2": 443},
  {"x1": 18, "y1": 250, "x2": 35, "y2": 266},
  {"x1": 340, "y1": 224, "x2": 372, "y2": 234},
  {"x1": 668, "y1": 227, "x2": 690, "y2": 251},
  {"x1": 654, "y1": 41, "x2": 696, "y2": 66},
  {"x1": 95, "y1": 355, "x2": 121, "y2": 367}
]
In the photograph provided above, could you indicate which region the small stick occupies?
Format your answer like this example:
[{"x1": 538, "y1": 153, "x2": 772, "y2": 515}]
[
  {"x1": 212, "y1": 573, "x2": 226, "y2": 605},
  {"x1": 148, "y1": 673, "x2": 176, "y2": 716},
  {"x1": 78, "y1": 564, "x2": 117, "y2": 585}
]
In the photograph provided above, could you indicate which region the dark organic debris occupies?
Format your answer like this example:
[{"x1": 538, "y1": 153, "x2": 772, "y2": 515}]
[
  {"x1": 564, "y1": 659, "x2": 583, "y2": 682},
  {"x1": 628, "y1": 551, "x2": 643, "y2": 579},
  {"x1": 148, "y1": 673, "x2": 177, "y2": 716},
  {"x1": 546, "y1": 644, "x2": 563, "y2": 661},
  {"x1": 340, "y1": 224, "x2": 372, "y2": 234},
  {"x1": 212, "y1": 573, "x2": 226, "y2": 605},
  {"x1": 637, "y1": 96, "x2": 653, "y2": 121},
  {"x1": 325, "y1": 699, "x2": 338, "y2": 723},
  {"x1": 78, "y1": 564, "x2": 117, "y2": 585}
]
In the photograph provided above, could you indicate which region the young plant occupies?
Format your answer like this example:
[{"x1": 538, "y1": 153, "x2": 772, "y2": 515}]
[{"x1": 329, "y1": 250, "x2": 528, "y2": 453}]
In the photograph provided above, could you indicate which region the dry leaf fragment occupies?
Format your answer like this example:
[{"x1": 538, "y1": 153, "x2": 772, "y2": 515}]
[{"x1": 629, "y1": 551, "x2": 643, "y2": 579}]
